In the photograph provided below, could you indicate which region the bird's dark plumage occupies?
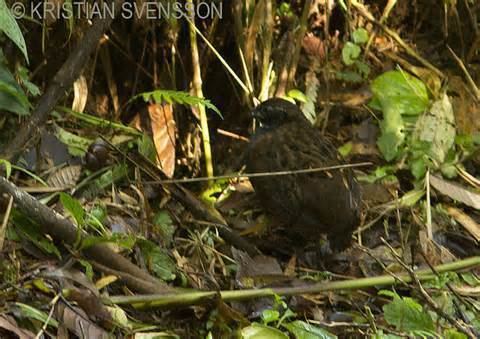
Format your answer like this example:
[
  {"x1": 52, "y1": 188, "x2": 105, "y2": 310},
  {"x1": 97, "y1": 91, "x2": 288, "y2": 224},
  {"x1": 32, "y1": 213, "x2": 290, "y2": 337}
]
[{"x1": 246, "y1": 98, "x2": 361, "y2": 251}]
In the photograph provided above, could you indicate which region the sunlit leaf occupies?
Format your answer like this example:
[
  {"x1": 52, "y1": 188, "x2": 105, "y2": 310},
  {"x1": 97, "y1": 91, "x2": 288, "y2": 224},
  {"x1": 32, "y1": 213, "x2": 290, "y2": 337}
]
[
  {"x1": 59, "y1": 192, "x2": 85, "y2": 226},
  {"x1": 137, "y1": 239, "x2": 176, "y2": 281},
  {"x1": 0, "y1": 62, "x2": 30, "y2": 115},
  {"x1": 382, "y1": 294, "x2": 435, "y2": 332},
  {"x1": 241, "y1": 323, "x2": 288, "y2": 339},
  {"x1": 0, "y1": 0, "x2": 28, "y2": 62},
  {"x1": 283, "y1": 320, "x2": 337, "y2": 339},
  {"x1": 14, "y1": 303, "x2": 58, "y2": 328},
  {"x1": 352, "y1": 28, "x2": 369, "y2": 44},
  {"x1": 342, "y1": 42, "x2": 361, "y2": 65},
  {"x1": 370, "y1": 70, "x2": 429, "y2": 117}
]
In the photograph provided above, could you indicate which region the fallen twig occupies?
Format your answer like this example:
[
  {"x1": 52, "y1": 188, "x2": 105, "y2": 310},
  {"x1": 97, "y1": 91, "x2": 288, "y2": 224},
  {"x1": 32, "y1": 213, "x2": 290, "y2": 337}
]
[{"x1": 108, "y1": 256, "x2": 480, "y2": 308}]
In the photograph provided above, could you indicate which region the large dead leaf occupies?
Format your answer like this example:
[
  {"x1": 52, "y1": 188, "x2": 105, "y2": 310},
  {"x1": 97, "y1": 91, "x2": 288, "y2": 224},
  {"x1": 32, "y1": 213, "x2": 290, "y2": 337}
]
[
  {"x1": 149, "y1": 103, "x2": 176, "y2": 178},
  {"x1": 446, "y1": 206, "x2": 480, "y2": 242},
  {"x1": 133, "y1": 103, "x2": 177, "y2": 178},
  {"x1": 430, "y1": 174, "x2": 480, "y2": 209},
  {"x1": 0, "y1": 314, "x2": 35, "y2": 339}
]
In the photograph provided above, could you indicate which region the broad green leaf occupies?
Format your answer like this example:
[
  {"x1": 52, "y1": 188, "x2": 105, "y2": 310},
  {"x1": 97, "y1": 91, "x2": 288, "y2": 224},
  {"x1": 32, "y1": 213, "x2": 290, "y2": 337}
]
[
  {"x1": 283, "y1": 321, "x2": 337, "y2": 339},
  {"x1": 412, "y1": 93, "x2": 455, "y2": 164},
  {"x1": 54, "y1": 126, "x2": 92, "y2": 157},
  {"x1": 87, "y1": 164, "x2": 128, "y2": 193},
  {"x1": 287, "y1": 89, "x2": 308, "y2": 103},
  {"x1": 352, "y1": 28, "x2": 369, "y2": 44},
  {"x1": 78, "y1": 259, "x2": 94, "y2": 280},
  {"x1": 137, "y1": 239, "x2": 176, "y2": 281},
  {"x1": 370, "y1": 70, "x2": 429, "y2": 116},
  {"x1": 17, "y1": 66, "x2": 40, "y2": 96},
  {"x1": 13, "y1": 212, "x2": 61, "y2": 258},
  {"x1": 14, "y1": 303, "x2": 59, "y2": 328},
  {"x1": 342, "y1": 42, "x2": 361, "y2": 65},
  {"x1": 377, "y1": 109, "x2": 405, "y2": 161},
  {"x1": 0, "y1": 62, "x2": 30, "y2": 115},
  {"x1": 59, "y1": 192, "x2": 85, "y2": 226},
  {"x1": 383, "y1": 296, "x2": 435, "y2": 332},
  {"x1": 444, "y1": 328, "x2": 468, "y2": 339},
  {"x1": 336, "y1": 71, "x2": 363, "y2": 83},
  {"x1": 153, "y1": 210, "x2": 175, "y2": 245},
  {"x1": 372, "y1": 330, "x2": 402, "y2": 339},
  {"x1": 241, "y1": 323, "x2": 288, "y2": 339},
  {"x1": 355, "y1": 60, "x2": 370, "y2": 77},
  {"x1": 138, "y1": 133, "x2": 157, "y2": 162},
  {"x1": 0, "y1": 159, "x2": 12, "y2": 178},
  {"x1": 410, "y1": 157, "x2": 427, "y2": 179},
  {"x1": 262, "y1": 309, "x2": 280, "y2": 324},
  {"x1": 0, "y1": 0, "x2": 28, "y2": 63},
  {"x1": 338, "y1": 142, "x2": 352, "y2": 157}
]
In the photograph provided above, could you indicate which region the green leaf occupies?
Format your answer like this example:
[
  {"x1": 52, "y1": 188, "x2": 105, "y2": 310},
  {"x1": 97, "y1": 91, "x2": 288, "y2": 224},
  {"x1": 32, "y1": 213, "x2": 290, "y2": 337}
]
[
  {"x1": 0, "y1": 159, "x2": 12, "y2": 178},
  {"x1": 80, "y1": 234, "x2": 136, "y2": 251},
  {"x1": 262, "y1": 309, "x2": 280, "y2": 324},
  {"x1": 87, "y1": 164, "x2": 128, "y2": 192},
  {"x1": 17, "y1": 66, "x2": 40, "y2": 96},
  {"x1": 241, "y1": 323, "x2": 288, "y2": 339},
  {"x1": 342, "y1": 42, "x2": 361, "y2": 65},
  {"x1": 383, "y1": 295, "x2": 435, "y2": 332},
  {"x1": 0, "y1": 0, "x2": 29, "y2": 63},
  {"x1": 370, "y1": 70, "x2": 429, "y2": 117},
  {"x1": 137, "y1": 239, "x2": 176, "y2": 281},
  {"x1": 354, "y1": 60, "x2": 371, "y2": 77},
  {"x1": 377, "y1": 110, "x2": 405, "y2": 161},
  {"x1": 283, "y1": 320, "x2": 337, "y2": 339},
  {"x1": 78, "y1": 259, "x2": 94, "y2": 281},
  {"x1": 335, "y1": 71, "x2": 363, "y2": 83},
  {"x1": 153, "y1": 210, "x2": 175, "y2": 245},
  {"x1": 59, "y1": 193, "x2": 85, "y2": 226},
  {"x1": 444, "y1": 329, "x2": 468, "y2": 339},
  {"x1": 352, "y1": 28, "x2": 369, "y2": 44},
  {"x1": 410, "y1": 157, "x2": 427, "y2": 179},
  {"x1": 287, "y1": 89, "x2": 308, "y2": 103},
  {"x1": 0, "y1": 62, "x2": 30, "y2": 115},
  {"x1": 412, "y1": 93, "x2": 455, "y2": 164},
  {"x1": 372, "y1": 69, "x2": 429, "y2": 162},
  {"x1": 14, "y1": 303, "x2": 59, "y2": 328},
  {"x1": 54, "y1": 126, "x2": 92, "y2": 157},
  {"x1": 338, "y1": 142, "x2": 352, "y2": 157},
  {"x1": 138, "y1": 134, "x2": 157, "y2": 162},
  {"x1": 12, "y1": 212, "x2": 62, "y2": 259},
  {"x1": 135, "y1": 89, "x2": 222, "y2": 117}
]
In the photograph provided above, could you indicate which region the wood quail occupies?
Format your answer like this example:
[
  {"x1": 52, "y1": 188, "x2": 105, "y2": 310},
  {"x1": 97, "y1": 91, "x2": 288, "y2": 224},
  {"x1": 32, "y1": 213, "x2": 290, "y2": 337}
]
[{"x1": 246, "y1": 98, "x2": 361, "y2": 251}]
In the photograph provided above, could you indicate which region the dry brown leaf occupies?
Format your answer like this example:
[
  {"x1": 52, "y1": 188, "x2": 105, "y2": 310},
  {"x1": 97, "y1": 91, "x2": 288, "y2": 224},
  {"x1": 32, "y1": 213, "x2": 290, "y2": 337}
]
[
  {"x1": 56, "y1": 301, "x2": 110, "y2": 339},
  {"x1": 47, "y1": 165, "x2": 82, "y2": 189},
  {"x1": 0, "y1": 315, "x2": 35, "y2": 339},
  {"x1": 149, "y1": 103, "x2": 176, "y2": 178},
  {"x1": 72, "y1": 75, "x2": 88, "y2": 114},
  {"x1": 133, "y1": 104, "x2": 177, "y2": 178},
  {"x1": 430, "y1": 174, "x2": 480, "y2": 209},
  {"x1": 419, "y1": 230, "x2": 456, "y2": 266},
  {"x1": 446, "y1": 206, "x2": 480, "y2": 242}
]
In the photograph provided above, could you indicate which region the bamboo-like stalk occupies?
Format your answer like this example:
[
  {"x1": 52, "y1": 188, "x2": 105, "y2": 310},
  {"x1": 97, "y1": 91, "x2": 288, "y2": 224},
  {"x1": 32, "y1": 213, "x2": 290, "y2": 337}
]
[
  {"x1": 108, "y1": 256, "x2": 480, "y2": 308},
  {"x1": 187, "y1": 0, "x2": 213, "y2": 178}
]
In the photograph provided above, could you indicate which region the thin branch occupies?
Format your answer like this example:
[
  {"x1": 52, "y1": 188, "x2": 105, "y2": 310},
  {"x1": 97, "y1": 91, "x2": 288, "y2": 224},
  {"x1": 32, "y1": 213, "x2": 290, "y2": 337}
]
[{"x1": 143, "y1": 162, "x2": 373, "y2": 184}]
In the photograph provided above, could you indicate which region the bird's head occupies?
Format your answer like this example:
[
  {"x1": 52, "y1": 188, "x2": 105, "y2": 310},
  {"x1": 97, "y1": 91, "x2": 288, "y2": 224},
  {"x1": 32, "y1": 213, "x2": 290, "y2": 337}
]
[{"x1": 251, "y1": 98, "x2": 308, "y2": 130}]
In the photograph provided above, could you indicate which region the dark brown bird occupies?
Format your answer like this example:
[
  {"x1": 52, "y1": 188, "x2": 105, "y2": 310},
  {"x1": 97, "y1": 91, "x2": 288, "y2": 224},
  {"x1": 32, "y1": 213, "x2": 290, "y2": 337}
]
[{"x1": 246, "y1": 98, "x2": 361, "y2": 251}]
